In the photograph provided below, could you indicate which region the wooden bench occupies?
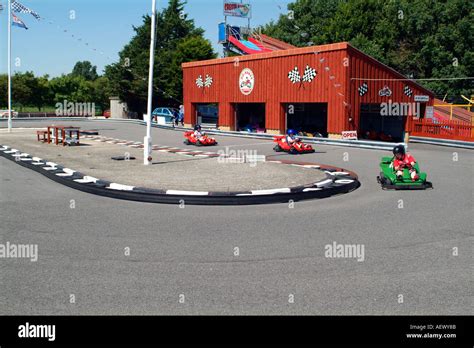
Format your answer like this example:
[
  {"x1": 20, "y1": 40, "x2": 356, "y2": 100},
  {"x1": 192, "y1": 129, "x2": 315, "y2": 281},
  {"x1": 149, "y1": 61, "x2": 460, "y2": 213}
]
[{"x1": 36, "y1": 130, "x2": 48, "y2": 142}]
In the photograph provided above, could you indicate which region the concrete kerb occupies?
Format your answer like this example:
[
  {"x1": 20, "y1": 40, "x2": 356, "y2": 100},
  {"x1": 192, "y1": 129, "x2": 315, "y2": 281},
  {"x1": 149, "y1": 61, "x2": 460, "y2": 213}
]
[{"x1": 0, "y1": 143, "x2": 360, "y2": 205}]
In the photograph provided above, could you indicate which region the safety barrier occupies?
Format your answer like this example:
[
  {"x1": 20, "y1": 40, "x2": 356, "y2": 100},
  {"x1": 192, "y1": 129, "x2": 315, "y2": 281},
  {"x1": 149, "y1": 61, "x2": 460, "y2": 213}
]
[{"x1": 408, "y1": 118, "x2": 473, "y2": 142}]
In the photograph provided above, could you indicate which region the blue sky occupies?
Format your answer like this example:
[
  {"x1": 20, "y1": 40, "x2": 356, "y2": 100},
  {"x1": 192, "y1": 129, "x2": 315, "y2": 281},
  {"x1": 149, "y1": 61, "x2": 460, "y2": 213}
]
[{"x1": 0, "y1": 0, "x2": 293, "y2": 77}]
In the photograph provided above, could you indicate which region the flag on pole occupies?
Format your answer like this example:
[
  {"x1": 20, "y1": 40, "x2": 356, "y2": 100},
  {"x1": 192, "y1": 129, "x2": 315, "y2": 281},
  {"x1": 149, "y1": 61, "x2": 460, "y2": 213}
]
[
  {"x1": 12, "y1": 13, "x2": 28, "y2": 29},
  {"x1": 11, "y1": 0, "x2": 40, "y2": 20}
]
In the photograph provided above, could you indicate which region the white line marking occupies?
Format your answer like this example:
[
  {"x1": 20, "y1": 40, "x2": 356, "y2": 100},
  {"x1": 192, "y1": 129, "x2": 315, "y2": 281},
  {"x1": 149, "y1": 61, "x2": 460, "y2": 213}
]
[
  {"x1": 250, "y1": 188, "x2": 291, "y2": 195},
  {"x1": 107, "y1": 183, "x2": 135, "y2": 191},
  {"x1": 74, "y1": 176, "x2": 98, "y2": 183},
  {"x1": 315, "y1": 179, "x2": 333, "y2": 187},
  {"x1": 335, "y1": 179, "x2": 354, "y2": 184},
  {"x1": 166, "y1": 190, "x2": 209, "y2": 196},
  {"x1": 303, "y1": 187, "x2": 323, "y2": 192}
]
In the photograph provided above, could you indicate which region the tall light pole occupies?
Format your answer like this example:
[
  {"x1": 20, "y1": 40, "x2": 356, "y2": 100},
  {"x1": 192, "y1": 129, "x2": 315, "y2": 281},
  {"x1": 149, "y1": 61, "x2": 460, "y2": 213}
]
[
  {"x1": 7, "y1": 0, "x2": 12, "y2": 132},
  {"x1": 144, "y1": 0, "x2": 157, "y2": 165}
]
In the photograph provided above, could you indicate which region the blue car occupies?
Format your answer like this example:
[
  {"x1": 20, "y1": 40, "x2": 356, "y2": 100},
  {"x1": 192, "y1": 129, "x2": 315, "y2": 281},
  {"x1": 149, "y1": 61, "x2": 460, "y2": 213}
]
[{"x1": 152, "y1": 107, "x2": 179, "y2": 124}]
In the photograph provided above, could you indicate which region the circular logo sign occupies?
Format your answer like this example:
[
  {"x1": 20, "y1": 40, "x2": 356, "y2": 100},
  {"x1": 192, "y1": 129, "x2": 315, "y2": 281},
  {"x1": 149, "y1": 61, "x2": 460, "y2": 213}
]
[{"x1": 239, "y1": 68, "x2": 254, "y2": 95}]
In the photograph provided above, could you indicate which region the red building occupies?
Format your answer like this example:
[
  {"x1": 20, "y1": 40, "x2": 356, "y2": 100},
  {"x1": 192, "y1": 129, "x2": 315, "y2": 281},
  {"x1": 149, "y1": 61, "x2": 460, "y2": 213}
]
[{"x1": 182, "y1": 42, "x2": 434, "y2": 142}]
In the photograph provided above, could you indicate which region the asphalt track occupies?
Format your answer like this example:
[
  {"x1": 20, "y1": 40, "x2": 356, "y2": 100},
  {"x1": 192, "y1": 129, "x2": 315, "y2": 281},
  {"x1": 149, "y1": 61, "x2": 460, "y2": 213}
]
[{"x1": 1, "y1": 120, "x2": 472, "y2": 315}]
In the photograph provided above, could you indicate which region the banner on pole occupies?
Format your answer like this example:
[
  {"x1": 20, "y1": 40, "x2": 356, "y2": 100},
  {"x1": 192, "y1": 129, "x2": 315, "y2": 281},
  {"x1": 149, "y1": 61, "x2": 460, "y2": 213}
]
[{"x1": 224, "y1": 2, "x2": 251, "y2": 18}]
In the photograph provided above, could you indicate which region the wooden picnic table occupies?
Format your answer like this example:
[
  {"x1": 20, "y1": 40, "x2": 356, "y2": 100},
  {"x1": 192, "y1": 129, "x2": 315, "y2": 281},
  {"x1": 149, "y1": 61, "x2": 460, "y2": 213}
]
[{"x1": 47, "y1": 125, "x2": 81, "y2": 146}]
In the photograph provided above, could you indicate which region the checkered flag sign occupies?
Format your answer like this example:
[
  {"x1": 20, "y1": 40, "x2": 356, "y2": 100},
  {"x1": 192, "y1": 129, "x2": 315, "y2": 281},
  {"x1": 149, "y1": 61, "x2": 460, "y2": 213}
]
[
  {"x1": 204, "y1": 74, "x2": 213, "y2": 88},
  {"x1": 358, "y1": 82, "x2": 368, "y2": 96},
  {"x1": 403, "y1": 85, "x2": 413, "y2": 97},
  {"x1": 288, "y1": 66, "x2": 301, "y2": 84},
  {"x1": 302, "y1": 65, "x2": 317, "y2": 83},
  {"x1": 11, "y1": 1, "x2": 40, "y2": 19},
  {"x1": 195, "y1": 75, "x2": 204, "y2": 88}
]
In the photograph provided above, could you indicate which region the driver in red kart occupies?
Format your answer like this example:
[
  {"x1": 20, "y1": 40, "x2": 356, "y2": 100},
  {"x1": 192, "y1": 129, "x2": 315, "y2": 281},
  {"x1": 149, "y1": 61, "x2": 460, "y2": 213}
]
[
  {"x1": 193, "y1": 124, "x2": 205, "y2": 142},
  {"x1": 286, "y1": 129, "x2": 300, "y2": 148},
  {"x1": 392, "y1": 145, "x2": 419, "y2": 181}
]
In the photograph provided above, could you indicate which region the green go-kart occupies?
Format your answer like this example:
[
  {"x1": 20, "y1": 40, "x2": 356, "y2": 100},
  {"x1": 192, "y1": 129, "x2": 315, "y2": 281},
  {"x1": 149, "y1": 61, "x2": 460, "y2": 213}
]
[{"x1": 377, "y1": 156, "x2": 433, "y2": 190}]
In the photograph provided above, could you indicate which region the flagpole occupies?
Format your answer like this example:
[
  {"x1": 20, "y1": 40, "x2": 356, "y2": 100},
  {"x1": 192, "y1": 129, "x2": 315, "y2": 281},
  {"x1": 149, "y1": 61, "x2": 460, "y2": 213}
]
[
  {"x1": 7, "y1": 0, "x2": 12, "y2": 132},
  {"x1": 144, "y1": 0, "x2": 157, "y2": 165}
]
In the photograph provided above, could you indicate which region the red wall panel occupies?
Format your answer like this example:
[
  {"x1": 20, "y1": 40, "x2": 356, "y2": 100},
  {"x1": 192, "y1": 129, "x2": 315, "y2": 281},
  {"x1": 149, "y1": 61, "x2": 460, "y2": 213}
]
[{"x1": 182, "y1": 43, "x2": 434, "y2": 134}]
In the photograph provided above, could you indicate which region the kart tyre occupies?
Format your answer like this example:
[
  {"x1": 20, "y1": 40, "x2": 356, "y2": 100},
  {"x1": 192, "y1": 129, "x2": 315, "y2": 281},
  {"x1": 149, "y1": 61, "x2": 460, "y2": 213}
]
[
  {"x1": 184, "y1": 139, "x2": 190, "y2": 145},
  {"x1": 273, "y1": 145, "x2": 282, "y2": 152},
  {"x1": 290, "y1": 148, "x2": 298, "y2": 155},
  {"x1": 196, "y1": 141, "x2": 203, "y2": 146},
  {"x1": 380, "y1": 172, "x2": 392, "y2": 185}
]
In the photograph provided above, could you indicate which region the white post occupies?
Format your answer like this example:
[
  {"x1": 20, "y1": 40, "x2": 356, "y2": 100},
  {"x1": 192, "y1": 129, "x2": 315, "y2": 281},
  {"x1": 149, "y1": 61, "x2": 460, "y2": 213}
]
[
  {"x1": 144, "y1": 0, "x2": 157, "y2": 165},
  {"x1": 7, "y1": 0, "x2": 12, "y2": 132}
]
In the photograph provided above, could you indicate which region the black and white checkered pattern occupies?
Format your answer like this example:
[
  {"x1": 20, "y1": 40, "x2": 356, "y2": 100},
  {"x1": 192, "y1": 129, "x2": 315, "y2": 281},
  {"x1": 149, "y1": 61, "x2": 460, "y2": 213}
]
[
  {"x1": 403, "y1": 85, "x2": 413, "y2": 97},
  {"x1": 288, "y1": 67, "x2": 301, "y2": 84},
  {"x1": 358, "y1": 82, "x2": 368, "y2": 96},
  {"x1": 195, "y1": 75, "x2": 204, "y2": 88},
  {"x1": 204, "y1": 74, "x2": 213, "y2": 88},
  {"x1": 11, "y1": 1, "x2": 40, "y2": 19},
  {"x1": 302, "y1": 65, "x2": 317, "y2": 83}
]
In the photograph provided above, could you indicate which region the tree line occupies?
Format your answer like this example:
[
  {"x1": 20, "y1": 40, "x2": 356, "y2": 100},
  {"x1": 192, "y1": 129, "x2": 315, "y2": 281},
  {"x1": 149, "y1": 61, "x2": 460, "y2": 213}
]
[
  {"x1": 0, "y1": 61, "x2": 110, "y2": 113},
  {"x1": 261, "y1": 0, "x2": 473, "y2": 103}
]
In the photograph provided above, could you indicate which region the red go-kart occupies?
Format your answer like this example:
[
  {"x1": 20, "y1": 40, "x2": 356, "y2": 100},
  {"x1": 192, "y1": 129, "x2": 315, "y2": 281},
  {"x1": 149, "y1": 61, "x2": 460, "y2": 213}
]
[
  {"x1": 184, "y1": 131, "x2": 217, "y2": 146},
  {"x1": 273, "y1": 136, "x2": 315, "y2": 154}
]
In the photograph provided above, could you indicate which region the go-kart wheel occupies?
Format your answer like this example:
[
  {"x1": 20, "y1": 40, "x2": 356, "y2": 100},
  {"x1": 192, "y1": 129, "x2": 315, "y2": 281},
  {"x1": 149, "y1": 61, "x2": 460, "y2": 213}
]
[
  {"x1": 289, "y1": 148, "x2": 298, "y2": 155},
  {"x1": 184, "y1": 139, "x2": 190, "y2": 145},
  {"x1": 380, "y1": 172, "x2": 392, "y2": 185},
  {"x1": 196, "y1": 141, "x2": 202, "y2": 146},
  {"x1": 273, "y1": 145, "x2": 282, "y2": 152}
]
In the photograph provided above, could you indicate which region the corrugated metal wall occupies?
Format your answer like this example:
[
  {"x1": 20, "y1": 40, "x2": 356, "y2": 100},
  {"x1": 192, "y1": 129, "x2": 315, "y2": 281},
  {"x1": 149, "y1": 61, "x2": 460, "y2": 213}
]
[
  {"x1": 182, "y1": 42, "x2": 434, "y2": 135},
  {"x1": 348, "y1": 46, "x2": 434, "y2": 133}
]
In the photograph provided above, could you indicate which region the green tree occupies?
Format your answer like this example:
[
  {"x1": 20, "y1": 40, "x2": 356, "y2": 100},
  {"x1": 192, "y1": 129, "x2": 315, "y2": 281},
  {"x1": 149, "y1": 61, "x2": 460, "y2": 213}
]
[
  {"x1": 49, "y1": 74, "x2": 84, "y2": 104},
  {"x1": 71, "y1": 61, "x2": 99, "y2": 81},
  {"x1": 0, "y1": 74, "x2": 7, "y2": 107},
  {"x1": 105, "y1": 0, "x2": 216, "y2": 115},
  {"x1": 262, "y1": 0, "x2": 474, "y2": 103},
  {"x1": 12, "y1": 72, "x2": 38, "y2": 111}
]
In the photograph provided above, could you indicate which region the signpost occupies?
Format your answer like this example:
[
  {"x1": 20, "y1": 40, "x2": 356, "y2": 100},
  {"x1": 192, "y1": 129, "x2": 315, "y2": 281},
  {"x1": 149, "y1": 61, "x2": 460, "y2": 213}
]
[
  {"x1": 144, "y1": 0, "x2": 157, "y2": 165},
  {"x1": 7, "y1": 0, "x2": 12, "y2": 132},
  {"x1": 223, "y1": 1, "x2": 252, "y2": 57},
  {"x1": 342, "y1": 131, "x2": 358, "y2": 140},
  {"x1": 414, "y1": 95, "x2": 430, "y2": 102},
  {"x1": 223, "y1": 1, "x2": 252, "y2": 18}
]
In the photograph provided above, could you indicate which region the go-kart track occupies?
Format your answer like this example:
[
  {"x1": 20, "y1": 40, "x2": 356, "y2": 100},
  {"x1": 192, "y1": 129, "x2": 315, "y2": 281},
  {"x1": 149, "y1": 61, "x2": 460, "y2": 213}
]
[{"x1": 1, "y1": 120, "x2": 472, "y2": 315}]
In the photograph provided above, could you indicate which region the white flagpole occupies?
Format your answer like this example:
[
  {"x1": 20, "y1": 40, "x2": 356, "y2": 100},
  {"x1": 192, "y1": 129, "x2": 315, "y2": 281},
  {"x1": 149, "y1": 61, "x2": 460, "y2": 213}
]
[
  {"x1": 7, "y1": 0, "x2": 12, "y2": 132},
  {"x1": 144, "y1": 0, "x2": 157, "y2": 165}
]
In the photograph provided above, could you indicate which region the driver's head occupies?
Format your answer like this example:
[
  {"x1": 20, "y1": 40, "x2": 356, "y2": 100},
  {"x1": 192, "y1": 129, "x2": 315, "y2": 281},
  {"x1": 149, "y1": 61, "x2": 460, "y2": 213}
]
[
  {"x1": 287, "y1": 129, "x2": 296, "y2": 136},
  {"x1": 194, "y1": 125, "x2": 201, "y2": 131},
  {"x1": 393, "y1": 145, "x2": 405, "y2": 159}
]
